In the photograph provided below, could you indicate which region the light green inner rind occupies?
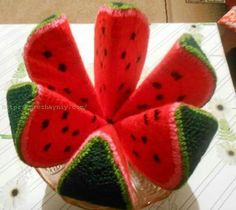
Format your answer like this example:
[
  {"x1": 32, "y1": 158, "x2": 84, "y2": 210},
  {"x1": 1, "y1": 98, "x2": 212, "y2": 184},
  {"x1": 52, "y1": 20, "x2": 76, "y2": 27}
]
[
  {"x1": 57, "y1": 136, "x2": 132, "y2": 210},
  {"x1": 7, "y1": 82, "x2": 37, "y2": 158},
  {"x1": 31, "y1": 13, "x2": 61, "y2": 34},
  {"x1": 174, "y1": 105, "x2": 218, "y2": 188},
  {"x1": 179, "y1": 33, "x2": 216, "y2": 81},
  {"x1": 107, "y1": 1, "x2": 135, "y2": 10},
  {"x1": 174, "y1": 107, "x2": 190, "y2": 187}
]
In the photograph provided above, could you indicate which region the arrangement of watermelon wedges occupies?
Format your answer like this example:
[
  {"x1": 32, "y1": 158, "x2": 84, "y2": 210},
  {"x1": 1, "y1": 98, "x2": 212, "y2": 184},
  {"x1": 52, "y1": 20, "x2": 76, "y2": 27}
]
[{"x1": 6, "y1": 2, "x2": 218, "y2": 210}]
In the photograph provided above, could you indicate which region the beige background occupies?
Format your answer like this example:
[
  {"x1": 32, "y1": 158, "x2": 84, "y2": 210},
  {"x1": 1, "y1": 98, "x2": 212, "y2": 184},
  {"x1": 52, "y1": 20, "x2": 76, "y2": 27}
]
[{"x1": 0, "y1": 0, "x2": 226, "y2": 23}]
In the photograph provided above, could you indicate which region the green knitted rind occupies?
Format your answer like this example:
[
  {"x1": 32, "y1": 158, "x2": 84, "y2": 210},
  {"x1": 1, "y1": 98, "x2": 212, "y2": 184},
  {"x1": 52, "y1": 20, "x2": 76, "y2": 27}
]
[
  {"x1": 179, "y1": 33, "x2": 216, "y2": 80},
  {"x1": 107, "y1": 2, "x2": 135, "y2": 10},
  {"x1": 31, "y1": 13, "x2": 61, "y2": 34},
  {"x1": 175, "y1": 105, "x2": 218, "y2": 187},
  {"x1": 7, "y1": 82, "x2": 37, "y2": 157},
  {"x1": 57, "y1": 136, "x2": 132, "y2": 210}
]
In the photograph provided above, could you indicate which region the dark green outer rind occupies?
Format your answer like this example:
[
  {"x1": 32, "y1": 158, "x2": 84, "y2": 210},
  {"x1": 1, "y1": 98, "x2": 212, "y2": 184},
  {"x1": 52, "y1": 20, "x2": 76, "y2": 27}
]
[
  {"x1": 174, "y1": 105, "x2": 218, "y2": 188},
  {"x1": 179, "y1": 33, "x2": 216, "y2": 82},
  {"x1": 7, "y1": 82, "x2": 37, "y2": 159},
  {"x1": 57, "y1": 136, "x2": 132, "y2": 210},
  {"x1": 31, "y1": 13, "x2": 61, "y2": 34}
]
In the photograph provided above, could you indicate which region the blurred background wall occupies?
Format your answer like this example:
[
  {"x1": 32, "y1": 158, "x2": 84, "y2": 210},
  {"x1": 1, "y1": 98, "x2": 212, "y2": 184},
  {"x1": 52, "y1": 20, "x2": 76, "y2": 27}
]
[{"x1": 0, "y1": 0, "x2": 226, "y2": 23}]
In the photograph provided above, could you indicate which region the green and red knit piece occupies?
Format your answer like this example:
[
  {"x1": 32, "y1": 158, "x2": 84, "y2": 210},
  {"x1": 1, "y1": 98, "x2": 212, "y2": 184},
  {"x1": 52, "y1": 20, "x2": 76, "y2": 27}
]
[{"x1": 6, "y1": 2, "x2": 218, "y2": 209}]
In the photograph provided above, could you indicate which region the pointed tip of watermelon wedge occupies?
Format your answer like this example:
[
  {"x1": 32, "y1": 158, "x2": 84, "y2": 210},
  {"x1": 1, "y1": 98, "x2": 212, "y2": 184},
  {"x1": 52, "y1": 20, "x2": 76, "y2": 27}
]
[
  {"x1": 174, "y1": 104, "x2": 218, "y2": 187},
  {"x1": 7, "y1": 82, "x2": 37, "y2": 146},
  {"x1": 57, "y1": 135, "x2": 132, "y2": 210},
  {"x1": 31, "y1": 13, "x2": 61, "y2": 34},
  {"x1": 107, "y1": 2, "x2": 135, "y2": 10},
  {"x1": 179, "y1": 33, "x2": 215, "y2": 74}
]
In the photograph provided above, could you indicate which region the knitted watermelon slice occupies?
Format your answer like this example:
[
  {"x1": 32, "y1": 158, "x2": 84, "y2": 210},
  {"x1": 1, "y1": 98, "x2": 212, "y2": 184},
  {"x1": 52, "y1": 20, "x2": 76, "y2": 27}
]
[
  {"x1": 94, "y1": 2, "x2": 149, "y2": 120},
  {"x1": 5, "y1": 3, "x2": 219, "y2": 205},
  {"x1": 115, "y1": 103, "x2": 218, "y2": 189},
  {"x1": 57, "y1": 125, "x2": 135, "y2": 210},
  {"x1": 114, "y1": 34, "x2": 216, "y2": 121},
  {"x1": 7, "y1": 82, "x2": 106, "y2": 167},
  {"x1": 24, "y1": 14, "x2": 103, "y2": 116}
]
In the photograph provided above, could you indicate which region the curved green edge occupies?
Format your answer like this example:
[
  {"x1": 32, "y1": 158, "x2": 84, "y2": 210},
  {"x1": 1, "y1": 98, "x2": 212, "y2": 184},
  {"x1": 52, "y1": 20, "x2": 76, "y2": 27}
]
[
  {"x1": 31, "y1": 13, "x2": 61, "y2": 34},
  {"x1": 174, "y1": 104, "x2": 217, "y2": 188},
  {"x1": 107, "y1": 1, "x2": 135, "y2": 10},
  {"x1": 57, "y1": 136, "x2": 132, "y2": 210},
  {"x1": 7, "y1": 82, "x2": 37, "y2": 159},
  {"x1": 179, "y1": 33, "x2": 216, "y2": 81},
  {"x1": 174, "y1": 106, "x2": 190, "y2": 188}
]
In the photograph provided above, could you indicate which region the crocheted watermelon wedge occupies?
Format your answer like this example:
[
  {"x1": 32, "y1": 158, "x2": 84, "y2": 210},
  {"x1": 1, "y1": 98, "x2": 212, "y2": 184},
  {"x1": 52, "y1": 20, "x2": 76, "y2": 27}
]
[
  {"x1": 115, "y1": 103, "x2": 218, "y2": 190},
  {"x1": 57, "y1": 125, "x2": 135, "y2": 210},
  {"x1": 24, "y1": 14, "x2": 103, "y2": 116},
  {"x1": 7, "y1": 82, "x2": 106, "y2": 167},
  {"x1": 94, "y1": 2, "x2": 149, "y2": 120},
  {"x1": 6, "y1": 2, "x2": 218, "y2": 198},
  {"x1": 114, "y1": 34, "x2": 216, "y2": 121}
]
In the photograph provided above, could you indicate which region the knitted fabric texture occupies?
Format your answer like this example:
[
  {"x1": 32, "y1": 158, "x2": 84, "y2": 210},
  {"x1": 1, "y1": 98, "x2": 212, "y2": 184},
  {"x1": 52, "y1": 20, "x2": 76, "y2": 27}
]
[
  {"x1": 179, "y1": 33, "x2": 215, "y2": 73},
  {"x1": 175, "y1": 105, "x2": 218, "y2": 187},
  {"x1": 95, "y1": 3, "x2": 149, "y2": 119},
  {"x1": 31, "y1": 13, "x2": 60, "y2": 34},
  {"x1": 57, "y1": 136, "x2": 132, "y2": 210},
  {"x1": 6, "y1": 3, "x2": 218, "y2": 208},
  {"x1": 7, "y1": 82, "x2": 37, "y2": 156},
  {"x1": 24, "y1": 14, "x2": 103, "y2": 116},
  {"x1": 114, "y1": 33, "x2": 216, "y2": 121},
  {"x1": 115, "y1": 103, "x2": 218, "y2": 190},
  {"x1": 7, "y1": 82, "x2": 106, "y2": 167}
]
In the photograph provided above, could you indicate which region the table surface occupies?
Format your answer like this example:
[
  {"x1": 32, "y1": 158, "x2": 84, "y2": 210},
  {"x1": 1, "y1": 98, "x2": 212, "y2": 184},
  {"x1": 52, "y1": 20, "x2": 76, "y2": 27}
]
[{"x1": 0, "y1": 23, "x2": 236, "y2": 210}]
